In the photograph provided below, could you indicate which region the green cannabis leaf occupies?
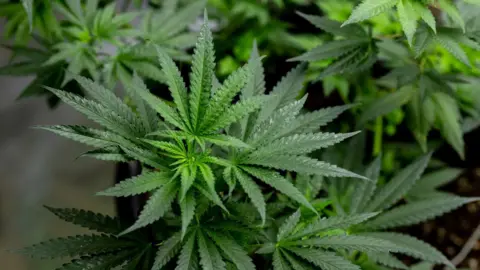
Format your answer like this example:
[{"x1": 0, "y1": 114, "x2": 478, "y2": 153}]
[
  {"x1": 16, "y1": 5, "x2": 477, "y2": 270},
  {"x1": 291, "y1": 13, "x2": 376, "y2": 79},
  {"x1": 343, "y1": 0, "x2": 467, "y2": 46},
  {"x1": 0, "y1": 0, "x2": 205, "y2": 105},
  {"x1": 264, "y1": 210, "x2": 427, "y2": 270},
  {"x1": 21, "y1": 0, "x2": 33, "y2": 31},
  {"x1": 33, "y1": 12, "x2": 363, "y2": 242},
  {"x1": 20, "y1": 206, "x2": 153, "y2": 269},
  {"x1": 331, "y1": 153, "x2": 479, "y2": 268}
]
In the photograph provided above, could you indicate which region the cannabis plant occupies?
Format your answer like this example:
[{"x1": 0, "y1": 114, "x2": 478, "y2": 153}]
[
  {"x1": 208, "y1": 0, "x2": 318, "y2": 77},
  {"x1": 0, "y1": 0, "x2": 204, "y2": 107},
  {"x1": 18, "y1": 13, "x2": 459, "y2": 269},
  {"x1": 322, "y1": 147, "x2": 480, "y2": 269},
  {"x1": 344, "y1": 0, "x2": 468, "y2": 45},
  {"x1": 291, "y1": 0, "x2": 480, "y2": 160}
]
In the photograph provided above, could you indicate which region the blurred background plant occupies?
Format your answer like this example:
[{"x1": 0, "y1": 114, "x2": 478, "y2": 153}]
[
  {"x1": 3, "y1": 0, "x2": 480, "y2": 160},
  {"x1": 290, "y1": 0, "x2": 480, "y2": 175},
  {"x1": 0, "y1": 0, "x2": 205, "y2": 107},
  {"x1": 206, "y1": 0, "x2": 322, "y2": 78}
]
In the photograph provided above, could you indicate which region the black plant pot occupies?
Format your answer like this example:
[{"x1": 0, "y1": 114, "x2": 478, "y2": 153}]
[{"x1": 114, "y1": 161, "x2": 144, "y2": 224}]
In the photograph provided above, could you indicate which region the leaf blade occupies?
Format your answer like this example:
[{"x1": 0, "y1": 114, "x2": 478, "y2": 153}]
[
  {"x1": 121, "y1": 181, "x2": 178, "y2": 235},
  {"x1": 233, "y1": 168, "x2": 266, "y2": 225},
  {"x1": 97, "y1": 171, "x2": 170, "y2": 197},
  {"x1": 365, "y1": 153, "x2": 432, "y2": 212},
  {"x1": 343, "y1": 0, "x2": 399, "y2": 26},
  {"x1": 189, "y1": 12, "x2": 215, "y2": 131}
]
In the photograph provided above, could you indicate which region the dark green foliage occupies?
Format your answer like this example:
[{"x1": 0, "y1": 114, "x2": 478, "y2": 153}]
[
  {"x1": 21, "y1": 13, "x2": 398, "y2": 270},
  {"x1": 0, "y1": 0, "x2": 205, "y2": 107},
  {"x1": 207, "y1": 0, "x2": 314, "y2": 77},
  {"x1": 323, "y1": 151, "x2": 479, "y2": 269},
  {"x1": 45, "y1": 206, "x2": 124, "y2": 234},
  {"x1": 290, "y1": 13, "x2": 376, "y2": 79},
  {"x1": 20, "y1": 207, "x2": 155, "y2": 269},
  {"x1": 292, "y1": 1, "x2": 480, "y2": 159}
]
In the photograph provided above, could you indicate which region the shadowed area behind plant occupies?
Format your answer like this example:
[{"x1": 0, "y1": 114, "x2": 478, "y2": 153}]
[{"x1": 0, "y1": 21, "x2": 115, "y2": 270}]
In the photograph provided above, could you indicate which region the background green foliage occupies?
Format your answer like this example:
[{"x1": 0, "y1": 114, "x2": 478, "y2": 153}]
[
  {"x1": 296, "y1": 0, "x2": 480, "y2": 161},
  {"x1": 0, "y1": 0, "x2": 205, "y2": 106}
]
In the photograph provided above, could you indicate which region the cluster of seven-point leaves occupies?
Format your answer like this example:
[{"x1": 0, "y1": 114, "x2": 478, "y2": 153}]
[
  {"x1": 263, "y1": 208, "x2": 455, "y2": 270},
  {"x1": 331, "y1": 152, "x2": 480, "y2": 269},
  {"x1": 264, "y1": 148, "x2": 479, "y2": 270},
  {"x1": 293, "y1": 4, "x2": 480, "y2": 159},
  {"x1": 0, "y1": 0, "x2": 206, "y2": 106},
  {"x1": 333, "y1": 0, "x2": 480, "y2": 68},
  {"x1": 20, "y1": 8, "x2": 477, "y2": 270},
  {"x1": 23, "y1": 12, "x2": 392, "y2": 270},
  {"x1": 343, "y1": 0, "x2": 476, "y2": 46},
  {"x1": 289, "y1": 12, "x2": 377, "y2": 79}
]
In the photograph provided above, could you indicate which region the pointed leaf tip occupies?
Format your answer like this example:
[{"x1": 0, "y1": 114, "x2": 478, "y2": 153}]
[
  {"x1": 295, "y1": 11, "x2": 306, "y2": 17},
  {"x1": 203, "y1": 8, "x2": 208, "y2": 21}
]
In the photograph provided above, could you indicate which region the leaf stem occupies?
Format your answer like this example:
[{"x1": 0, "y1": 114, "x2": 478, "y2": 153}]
[
  {"x1": 373, "y1": 117, "x2": 383, "y2": 156},
  {"x1": 329, "y1": 186, "x2": 345, "y2": 215},
  {"x1": 377, "y1": 34, "x2": 402, "y2": 39},
  {"x1": 446, "y1": 222, "x2": 480, "y2": 268}
]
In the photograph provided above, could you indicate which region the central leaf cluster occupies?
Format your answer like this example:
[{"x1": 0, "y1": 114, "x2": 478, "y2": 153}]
[{"x1": 41, "y1": 13, "x2": 365, "y2": 239}]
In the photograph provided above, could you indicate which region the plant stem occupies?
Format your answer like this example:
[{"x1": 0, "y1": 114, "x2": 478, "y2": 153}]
[
  {"x1": 446, "y1": 222, "x2": 480, "y2": 268},
  {"x1": 114, "y1": 161, "x2": 144, "y2": 223},
  {"x1": 329, "y1": 186, "x2": 345, "y2": 216},
  {"x1": 373, "y1": 117, "x2": 383, "y2": 156},
  {"x1": 377, "y1": 34, "x2": 402, "y2": 39}
]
